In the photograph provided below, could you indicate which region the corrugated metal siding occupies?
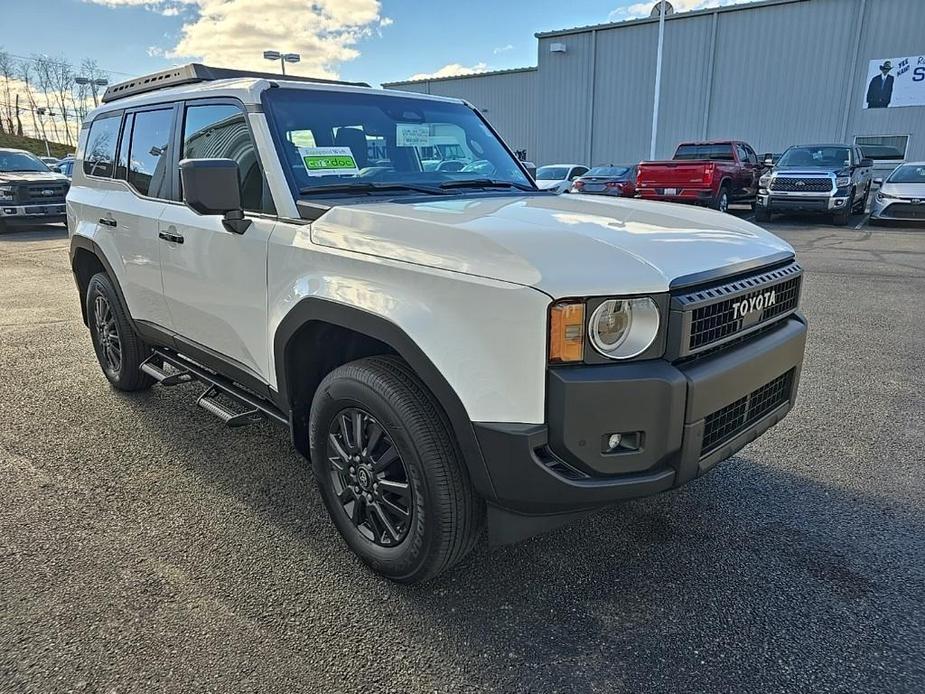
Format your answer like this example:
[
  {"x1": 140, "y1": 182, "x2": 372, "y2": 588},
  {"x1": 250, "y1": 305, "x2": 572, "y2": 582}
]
[{"x1": 385, "y1": 0, "x2": 925, "y2": 165}]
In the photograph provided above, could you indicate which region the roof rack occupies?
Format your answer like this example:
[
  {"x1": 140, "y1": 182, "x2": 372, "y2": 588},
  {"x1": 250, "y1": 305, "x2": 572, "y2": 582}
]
[{"x1": 101, "y1": 63, "x2": 370, "y2": 103}]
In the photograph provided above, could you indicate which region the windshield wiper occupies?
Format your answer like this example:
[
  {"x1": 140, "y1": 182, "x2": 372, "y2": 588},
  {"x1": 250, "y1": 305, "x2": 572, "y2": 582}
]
[
  {"x1": 438, "y1": 179, "x2": 535, "y2": 192},
  {"x1": 299, "y1": 181, "x2": 447, "y2": 196}
]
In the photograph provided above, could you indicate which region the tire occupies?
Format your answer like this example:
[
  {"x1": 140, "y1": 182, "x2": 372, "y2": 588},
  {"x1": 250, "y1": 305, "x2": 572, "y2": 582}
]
[
  {"x1": 309, "y1": 355, "x2": 483, "y2": 583},
  {"x1": 755, "y1": 206, "x2": 772, "y2": 223},
  {"x1": 712, "y1": 185, "x2": 731, "y2": 213},
  {"x1": 832, "y1": 206, "x2": 850, "y2": 226},
  {"x1": 86, "y1": 273, "x2": 154, "y2": 391},
  {"x1": 853, "y1": 184, "x2": 869, "y2": 214}
]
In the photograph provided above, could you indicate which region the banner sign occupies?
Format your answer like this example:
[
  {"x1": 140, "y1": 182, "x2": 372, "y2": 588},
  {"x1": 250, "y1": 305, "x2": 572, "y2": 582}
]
[{"x1": 863, "y1": 56, "x2": 925, "y2": 109}]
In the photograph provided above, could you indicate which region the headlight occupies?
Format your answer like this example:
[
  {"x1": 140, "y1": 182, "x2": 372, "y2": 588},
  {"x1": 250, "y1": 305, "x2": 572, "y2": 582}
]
[
  {"x1": 877, "y1": 191, "x2": 899, "y2": 201},
  {"x1": 0, "y1": 185, "x2": 14, "y2": 200},
  {"x1": 589, "y1": 298, "x2": 660, "y2": 359},
  {"x1": 835, "y1": 176, "x2": 851, "y2": 187},
  {"x1": 759, "y1": 174, "x2": 771, "y2": 188}
]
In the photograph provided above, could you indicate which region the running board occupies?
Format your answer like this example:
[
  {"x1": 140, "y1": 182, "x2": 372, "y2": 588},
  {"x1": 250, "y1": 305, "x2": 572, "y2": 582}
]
[{"x1": 141, "y1": 349, "x2": 288, "y2": 428}]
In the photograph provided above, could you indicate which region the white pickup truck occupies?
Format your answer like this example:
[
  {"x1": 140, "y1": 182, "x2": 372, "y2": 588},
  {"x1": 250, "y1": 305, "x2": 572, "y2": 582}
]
[{"x1": 68, "y1": 64, "x2": 806, "y2": 583}]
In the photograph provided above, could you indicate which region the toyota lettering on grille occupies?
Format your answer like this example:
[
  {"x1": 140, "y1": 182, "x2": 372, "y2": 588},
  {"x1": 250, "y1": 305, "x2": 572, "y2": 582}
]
[{"x1": 732, "y1": 289, "x2": 777, "y2": 322}]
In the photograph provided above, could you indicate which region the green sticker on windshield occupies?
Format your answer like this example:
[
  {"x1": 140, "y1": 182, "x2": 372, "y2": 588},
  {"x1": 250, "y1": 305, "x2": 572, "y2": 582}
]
[{"x1": 298, "y1": 147, "x2": 360, "y2": 176}]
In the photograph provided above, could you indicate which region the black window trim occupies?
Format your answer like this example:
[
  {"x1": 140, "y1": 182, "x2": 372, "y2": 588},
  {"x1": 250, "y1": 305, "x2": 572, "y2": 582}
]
[
  {"x1": 82, "y1": 109, "x2": 124, "y2": 180},
  {"x1": 175, "y1": 96, "x2": 277, "y2": 216}
]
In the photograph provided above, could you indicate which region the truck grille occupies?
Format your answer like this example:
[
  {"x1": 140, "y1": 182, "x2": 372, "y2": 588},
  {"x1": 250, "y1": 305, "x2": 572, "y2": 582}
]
[
  {"x1": 701, "y1": 369, "x2": 794, "y2": 456},
  {"x1": 770, "y1": 177, "x2": 833, "y2": 193},
  {"x1": 672, "y1": 261, "x2": 802, "y2": 357},
  {"x1": 22, "y1": 182, "x2": 69, "y2": 204}
]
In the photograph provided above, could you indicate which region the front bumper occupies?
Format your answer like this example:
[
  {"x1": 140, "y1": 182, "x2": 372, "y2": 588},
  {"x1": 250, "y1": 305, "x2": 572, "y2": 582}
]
[
  {"x1": 870, "y1": 196, "x2": 925, "y2": 221},
  {"x1": 758, "y1": 191, "x2": 848, "y2": 213},
  {"x1": 475, "y1": 316, "x2": 806, "y2": 537},
  {"x1": 0, "y1": 202, "x2": 67, "y2": 225}
]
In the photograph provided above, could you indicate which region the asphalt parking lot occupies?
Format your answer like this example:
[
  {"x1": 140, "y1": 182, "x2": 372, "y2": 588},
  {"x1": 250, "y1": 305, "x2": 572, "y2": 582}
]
[{"x1": 1, "y1": 215, "x2": 923, "y2": 693}]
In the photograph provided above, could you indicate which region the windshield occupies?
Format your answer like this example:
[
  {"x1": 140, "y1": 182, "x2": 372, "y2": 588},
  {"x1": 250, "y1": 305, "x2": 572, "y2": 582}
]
[
  {"x1": 778, "y1": 146, "x2": 851, "y2": 168},
  {"x1": 0, "y1": 151, "x2": 50, "y2": 173},
  {"x1": 587, "y1": 166, "x2": 630, "y2": 177},
  {"x1": 262, "y1": 88, "x2": 532, "y2": 198},
  {"x1": 887, "y1": 165, "x2": 925, "y2": 184},
  {"x1": 673, "y1": 144, "x2": 734, "y2": 161},
  {"x1": 536, "y1": 166, "x2": 570, "y2": 180}
]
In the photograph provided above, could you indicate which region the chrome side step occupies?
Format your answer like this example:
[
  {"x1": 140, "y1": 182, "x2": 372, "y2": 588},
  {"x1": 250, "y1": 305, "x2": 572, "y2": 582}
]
[{"x1": 140, "y1": 350, "x2": 288, "y2": 428}]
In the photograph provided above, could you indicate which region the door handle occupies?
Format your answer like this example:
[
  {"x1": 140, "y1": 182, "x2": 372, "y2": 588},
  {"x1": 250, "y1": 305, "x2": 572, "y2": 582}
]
[
  {"x1": 99, "y1": 217, "x2": 117, "y2": 228},
  {"x1": 158, "y1": 230, "x2": 184, "y2": 244}
]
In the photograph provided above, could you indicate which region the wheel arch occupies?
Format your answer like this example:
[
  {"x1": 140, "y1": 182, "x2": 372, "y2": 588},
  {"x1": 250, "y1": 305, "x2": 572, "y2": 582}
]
[
  {"x1": 273, "y1": 297, "x2": 497, "y2": 501},
  {"x1": 70, "y1": 235, "x2": 128, "y2": 328}
]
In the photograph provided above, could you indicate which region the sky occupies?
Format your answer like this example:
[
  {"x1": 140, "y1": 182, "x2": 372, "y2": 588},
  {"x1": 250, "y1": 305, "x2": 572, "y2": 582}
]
[{"x1": 1, "y1": 0, "x2": 750, "y2": 88}]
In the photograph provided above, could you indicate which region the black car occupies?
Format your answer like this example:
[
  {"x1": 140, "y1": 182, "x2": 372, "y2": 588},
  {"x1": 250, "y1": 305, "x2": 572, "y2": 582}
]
[
  {"x1": 0, "y1": 148, "x2": 70, "y2": 232},
  {"x1": 571, "y1": 165, "x2": 637, "y2": 197}
]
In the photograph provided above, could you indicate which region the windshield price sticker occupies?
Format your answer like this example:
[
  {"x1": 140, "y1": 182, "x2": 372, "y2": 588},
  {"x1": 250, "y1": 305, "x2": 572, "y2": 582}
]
[
  {"x1": 299, "y1": 147, "x2": 360, "y2": 176},
  {"x1": 396, "y1": 124, "x2": 430, "y2": 148}
]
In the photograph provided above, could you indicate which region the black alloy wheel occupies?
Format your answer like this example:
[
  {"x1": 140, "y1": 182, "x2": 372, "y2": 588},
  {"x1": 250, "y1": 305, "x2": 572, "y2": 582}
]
[
  {"x1": 93, "y1": 294, "x2": 122, "y2": 375},
  {"x1": 326, "y1": 407, "x2": 413, "y2": 547}
]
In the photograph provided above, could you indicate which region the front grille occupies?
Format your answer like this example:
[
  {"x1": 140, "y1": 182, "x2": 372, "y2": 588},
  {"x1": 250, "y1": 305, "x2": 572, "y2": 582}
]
[
  {"x1": 883, "y1": 203, "x2": 925, "y2": 220},
  {"x1": 701, "y1": 370, "x2": 794, "y2": 457},
  {"x1": 22, "y1": 183, "x2": 68, "y2": 204},
  {"x1": 770, "y1": 177, "x2": 833, "y2": 193}
]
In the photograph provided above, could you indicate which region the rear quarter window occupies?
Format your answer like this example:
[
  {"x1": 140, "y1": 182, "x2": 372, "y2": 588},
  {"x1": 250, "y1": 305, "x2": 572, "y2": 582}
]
[{"x1": 83, "y1": 114, "x2": 121, "y2": 178}]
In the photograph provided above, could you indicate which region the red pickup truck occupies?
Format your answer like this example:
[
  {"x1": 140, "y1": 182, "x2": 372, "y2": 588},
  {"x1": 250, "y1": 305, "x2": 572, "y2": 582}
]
[{"x1": 635, "y1": 141, "x2": 763, "y2": 213}]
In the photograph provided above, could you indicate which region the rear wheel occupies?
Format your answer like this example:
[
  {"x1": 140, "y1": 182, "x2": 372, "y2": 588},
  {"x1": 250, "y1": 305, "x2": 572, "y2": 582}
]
[
  {"x1": 309, "y1": 355, "x2": 483, "y2": 583},
  {"x1": 712, "y1": 185, "x2": 731, "y2": 213},
  {"x1": 86, "y1": 273, "x2": 154, "y2": 391}
]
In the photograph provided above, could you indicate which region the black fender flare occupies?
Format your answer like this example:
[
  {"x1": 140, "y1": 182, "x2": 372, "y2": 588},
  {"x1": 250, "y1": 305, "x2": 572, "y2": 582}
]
[
  {"x1": 70, "y1": 234, "x2": 131, "y2": 328},
  {"x1": 273, "y1": 297, "x2": 498, "y2": 501}
]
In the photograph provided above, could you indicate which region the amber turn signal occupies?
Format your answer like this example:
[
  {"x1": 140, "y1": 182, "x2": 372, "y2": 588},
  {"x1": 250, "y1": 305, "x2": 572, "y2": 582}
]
[{"x1": 549, "y1": 302, "x2": 585, "y2": 363}]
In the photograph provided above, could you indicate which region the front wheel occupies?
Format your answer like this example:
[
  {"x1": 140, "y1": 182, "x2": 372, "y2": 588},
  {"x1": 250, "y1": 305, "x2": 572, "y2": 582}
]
[
  {"x1": 309, "y1": 356, "x2": 483, "y2": 583},
  {"x1": 86, "y1": 273, "x2": 154, "y2": 391}
]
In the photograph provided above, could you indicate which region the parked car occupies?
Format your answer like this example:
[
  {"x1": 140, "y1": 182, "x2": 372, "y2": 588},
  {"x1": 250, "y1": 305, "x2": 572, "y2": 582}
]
[
  {"x1": 870, "y1": 162, "x2": 925, "y2": 224},
  {"x1": 69, "y1": 63, "x2": 806, "y2": 583},
  {"x1": 571, "y1": 165, "x2": 637, "y2": 197},
  {"x1": 535, "y1": 164, "x2": 588, "y2": 192},
  {"x1": 39, "y1": 156, "x2": 60, "y2": 167},
  {"x1": 635, "y1": 141, "x2": 763, "y2": 212},
  {"x1": 756, "y1": 144, "x2": 872, "y2": 226},
  {"x1": 0, "y1": 147, "x2": 69, "y2": 232},
  {"x1": 55, "y1": 158, "x2": 75, "y2": 179}
]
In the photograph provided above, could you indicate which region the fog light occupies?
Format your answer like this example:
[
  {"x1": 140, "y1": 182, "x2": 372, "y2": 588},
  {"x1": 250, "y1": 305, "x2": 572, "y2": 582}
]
[
  {"x1": 603, "y1": 431, "x2": 641, "y2": 454},
  {"x1": 607, "y1": 433, "x2": 622, "y2": 450}
]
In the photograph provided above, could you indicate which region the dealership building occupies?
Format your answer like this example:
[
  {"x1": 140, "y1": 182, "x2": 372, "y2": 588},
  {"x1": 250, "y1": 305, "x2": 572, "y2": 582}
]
[{"x1": 383, "y1": 0, "x2": 925, "y2": 169}]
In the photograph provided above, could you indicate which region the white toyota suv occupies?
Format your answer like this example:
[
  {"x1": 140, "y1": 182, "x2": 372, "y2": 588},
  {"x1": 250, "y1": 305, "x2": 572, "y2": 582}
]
[{"x1": 68, "y1": 64, "x2": 807, "y2": 583}]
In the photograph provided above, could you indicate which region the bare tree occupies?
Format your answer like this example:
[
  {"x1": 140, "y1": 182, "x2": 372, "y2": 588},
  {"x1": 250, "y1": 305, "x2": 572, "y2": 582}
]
[
  {"x1": 18, "y1": 60, "x2": 42, "y2": 140},
  {"x1": 33, "y1": 55, "x2": 62, "y2": 143},
  {"x1": 48, "y1": 56, "x2": 75, "y2": 146},
  {"x1": 0, "y1": 49, "x2": 15, "y2": 133}
]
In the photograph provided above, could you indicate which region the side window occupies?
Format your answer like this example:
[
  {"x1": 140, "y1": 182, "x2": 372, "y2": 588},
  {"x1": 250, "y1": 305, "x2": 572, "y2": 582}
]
[
  {"x1": 182, "y1": 103, "x2": 272, "y2": 214},
  {"x1": 744, "y1": 145, "x2": 758, "y2": 164},
  {"x1": 127, "y1": 108, "x2": 173, "y2": 198},
  {"x1": 574, "y1": 167, "x2": 589, "y2": 177},
  {"x1": 83, "y1": 114, "x2": 120, "y2": 177},
  {"x1": 115, "y1": 113, "x2": 134, "y2": 180},
  {"x1": 735, "y1": 144, "x2": 749, "y2": 163}
]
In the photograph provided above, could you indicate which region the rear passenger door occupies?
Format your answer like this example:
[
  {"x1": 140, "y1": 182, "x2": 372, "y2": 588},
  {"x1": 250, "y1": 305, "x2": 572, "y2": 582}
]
[
  {"x1": 157, "y1": 99, "x2": 276, "y2": 384},
  {"x1": 106, "y1": 105, "x2": 177, "y2": 328}
]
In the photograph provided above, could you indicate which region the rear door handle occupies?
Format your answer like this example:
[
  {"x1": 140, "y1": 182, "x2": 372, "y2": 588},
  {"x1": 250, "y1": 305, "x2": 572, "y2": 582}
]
[
  {"x1": 99, "y1": 217, "x2": 117, "y2": 228},
  {"x1": 158, "y1": 230, "x2": 184, "y2": 244}
]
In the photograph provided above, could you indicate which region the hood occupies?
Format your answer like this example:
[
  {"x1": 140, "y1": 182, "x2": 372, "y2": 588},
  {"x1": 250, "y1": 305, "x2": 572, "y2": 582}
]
[
  {"x1": 0, "y1": 170, "x2": 68, "y2": 184},
  {"x1": 310, "y1": 194, "x2": 794, "y2": 298},
  {"x1": 880, "y1": 181, "x2": 925, "y2": 198},
  {"x1": 773, "y1": 166, "x2": 840, "y2": 175},
  {"x1": 535, "y1": 179, "x2": 564, "y2": 190}
]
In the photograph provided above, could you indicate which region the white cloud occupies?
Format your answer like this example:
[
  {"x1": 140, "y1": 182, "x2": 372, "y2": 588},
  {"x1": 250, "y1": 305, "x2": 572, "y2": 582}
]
[
  {"x1": 609, "y1": 0, "x2": 749, "y2": 21},
  {"x1": 493, "y1": 44, "x2": 514, "y2": 54},
  {"x1": 81, "y1": 0, "x2": 386, "y2": 78},
  {"x1": 407, "y1": 62, "x2": 489, "y2": 81}
]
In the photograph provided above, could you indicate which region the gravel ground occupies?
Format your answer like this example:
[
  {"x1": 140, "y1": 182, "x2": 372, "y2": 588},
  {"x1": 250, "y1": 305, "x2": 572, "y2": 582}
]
[{"x1": 0, "y1": 218, "x2": 923, "y2": 693}]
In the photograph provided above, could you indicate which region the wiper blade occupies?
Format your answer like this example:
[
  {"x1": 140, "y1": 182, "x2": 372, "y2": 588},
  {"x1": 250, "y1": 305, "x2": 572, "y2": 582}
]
[
  {"x1": 299, "y1": 181, "x2": 446, "y2": 196},
  {"x1": 438, "y1": 179, "x2": 535, "y2": 192}
]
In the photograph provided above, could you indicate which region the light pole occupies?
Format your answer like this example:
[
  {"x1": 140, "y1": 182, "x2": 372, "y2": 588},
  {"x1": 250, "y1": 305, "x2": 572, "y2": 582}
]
[
  {"x1": 649, "y1": 0, "x2": 667, "y2": 160},
  {"x1": 35, "y1": 107, "x2": 56, "y2": 157},
  {"x1": 263, "y1": 50, "x2": 300, "y2": 75},
  {"x1": 75, "y1": 76, "x2": 109, "y2": 108}
]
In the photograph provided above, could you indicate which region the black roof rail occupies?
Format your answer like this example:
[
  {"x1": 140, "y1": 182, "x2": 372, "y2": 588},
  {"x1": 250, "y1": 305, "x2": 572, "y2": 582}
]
[{"x1": 101, "y1": 63, "x2": 370, "y2": 104}]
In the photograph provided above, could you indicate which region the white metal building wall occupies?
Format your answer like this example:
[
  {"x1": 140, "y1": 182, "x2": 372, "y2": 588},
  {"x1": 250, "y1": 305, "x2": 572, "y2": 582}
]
[{"x1": 385, "y1": 0, "x2": 925, "y2": 167}]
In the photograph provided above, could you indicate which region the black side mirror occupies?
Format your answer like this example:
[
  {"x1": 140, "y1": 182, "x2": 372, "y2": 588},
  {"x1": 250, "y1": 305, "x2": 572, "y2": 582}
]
[
  {"x1": 52, "y1": 166, "x2": 62, "y2": 173},
  {"x1": 179, "y1": 158, "x2": 251, "y2": 234},
  {"x1": 762, "y1": 153, "x2": 774, "y2": 167},
  {"x1": 860, "y1": 158, "x2": 874, "y2": 167}
]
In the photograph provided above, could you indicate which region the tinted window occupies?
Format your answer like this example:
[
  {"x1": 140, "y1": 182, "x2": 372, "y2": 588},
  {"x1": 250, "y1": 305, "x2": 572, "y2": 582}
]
[
  {"x1": 674, "y1": 144, "x2": 735, "y2": 161},
  {"x1": 83, "y1": 115, "x2": 120, "y2": 177},
  {"x1": 127, "y1": 108, "x2": 173, "y2": 198},
  {"x1": 182, "y1": 103, "x2": 271, "y2": 213},
  {"x1": 778, "y1": 147, "x2": 851, "y2": 168},
  {"x1": 0, "y1": 150, "x2": 49, "y2": 173},
  {"x1": 115, "y1": 113, "x2": 134, "y2": 181}
]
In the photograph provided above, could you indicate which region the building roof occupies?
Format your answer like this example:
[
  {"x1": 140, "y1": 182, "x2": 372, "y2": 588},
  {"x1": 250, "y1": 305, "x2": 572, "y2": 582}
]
[
  {"x1": 534, "y1": 0, "x2": 806, "y2": 38},
  {"x1": 383, "y1": 66, "x2": 537, "y2": 88}
]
